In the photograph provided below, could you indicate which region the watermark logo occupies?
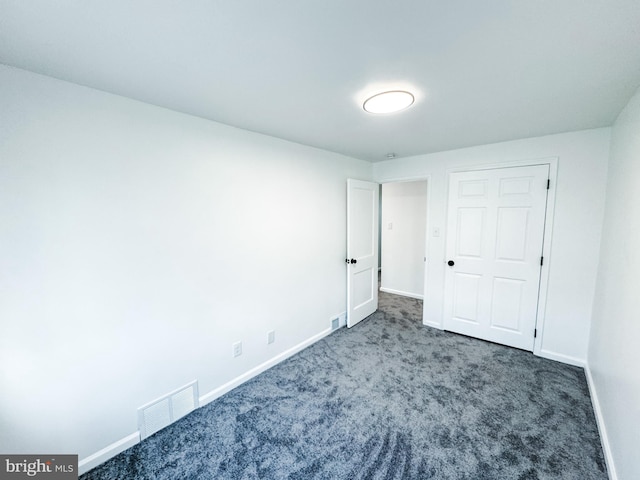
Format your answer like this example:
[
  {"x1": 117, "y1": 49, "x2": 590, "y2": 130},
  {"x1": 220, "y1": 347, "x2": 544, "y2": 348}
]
[{"x1": 0, "y1": 455, "x2": 77, "y2": 479}]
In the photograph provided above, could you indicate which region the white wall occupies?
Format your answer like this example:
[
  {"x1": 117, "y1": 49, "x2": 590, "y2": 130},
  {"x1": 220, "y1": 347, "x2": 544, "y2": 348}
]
[
  {"x1": 374, "y1": 129, "x2": 610, "y2": 364},
  {"x1": 0, "y1": 65, "x2": 371, "y2": 463},
  {"x1": 588, "y1": 86, "x2": 640, "y2": 480},
  {"x1": 381, "y1": 181, "x2": 427, "y2": 299}
]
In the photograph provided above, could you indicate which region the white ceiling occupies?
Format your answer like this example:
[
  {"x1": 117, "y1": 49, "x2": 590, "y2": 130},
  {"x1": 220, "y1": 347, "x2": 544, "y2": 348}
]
[{"x1": 1, "y1": 1, "x2": 640, "y2": 162}]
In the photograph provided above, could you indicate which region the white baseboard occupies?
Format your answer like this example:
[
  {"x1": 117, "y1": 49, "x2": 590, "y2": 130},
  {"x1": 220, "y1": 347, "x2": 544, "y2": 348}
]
[
  {"x1": 78, "y1": 432, "x2": 140, "y2": 475},
  {"x1": 380, "y1": 287, "x2": 424, "y2": 300},
  {"x1": 199, "y1": 327, "x2": 332, "y2": 407},
  {"x1": 79, "y1": 327, "x2": 333, "y2": 475},
  {"x1": 584, "y1": 364, "x2": 617, "y2": 480},
  {"x1": 537, "y1": 349, "x2": 586, "y2": 368}
]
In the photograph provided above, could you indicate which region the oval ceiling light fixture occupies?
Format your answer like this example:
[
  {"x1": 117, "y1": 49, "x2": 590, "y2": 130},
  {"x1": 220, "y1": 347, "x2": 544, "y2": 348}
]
[{"x1": 363, "y1": 90, "x2": 415, "y2": 114}]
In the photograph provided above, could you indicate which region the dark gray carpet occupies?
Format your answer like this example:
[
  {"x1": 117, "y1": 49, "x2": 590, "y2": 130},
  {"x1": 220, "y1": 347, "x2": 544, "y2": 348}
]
[{"x1": 82, "y1": 292, "x2": 607, "y2": 479}]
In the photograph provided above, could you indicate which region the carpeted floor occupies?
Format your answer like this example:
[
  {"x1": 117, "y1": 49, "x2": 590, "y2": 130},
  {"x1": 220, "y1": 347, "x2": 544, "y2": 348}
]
[{"x1": 81, "y1": 291, "x2": 607, "y2": 479}]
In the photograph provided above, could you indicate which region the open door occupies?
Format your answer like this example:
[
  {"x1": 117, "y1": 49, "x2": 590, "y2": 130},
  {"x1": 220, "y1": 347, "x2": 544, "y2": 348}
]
[{"x1": 346, "y1": 179, "x2": 379, "y2": 328}]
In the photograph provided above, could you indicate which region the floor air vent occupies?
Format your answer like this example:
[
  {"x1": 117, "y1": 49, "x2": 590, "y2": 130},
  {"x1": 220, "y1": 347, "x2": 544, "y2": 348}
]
[{"x1": 137, "y1": 380, "x2": 199, "y2": 440}]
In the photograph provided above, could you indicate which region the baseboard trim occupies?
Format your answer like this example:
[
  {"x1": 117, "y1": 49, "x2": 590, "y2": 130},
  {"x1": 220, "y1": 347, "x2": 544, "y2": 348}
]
[
  {"x1": 199, "y1": 327, "x2": 332, "y2": 407},
  {"x1": 584, "y1": 364, "x2": 617, "y2": 480},
  {"x1": 78, "y1": 432, "x2": 140, "y2": 475},
  {"x1": 79, "y1": 327, "x2": 333, "y2": 475},
  {"x1": 537, "y1": 349, "x2": 585, "y2": 368},
  {"x1": 380, "y1": 287, "x2": 423, "y2": 300}
]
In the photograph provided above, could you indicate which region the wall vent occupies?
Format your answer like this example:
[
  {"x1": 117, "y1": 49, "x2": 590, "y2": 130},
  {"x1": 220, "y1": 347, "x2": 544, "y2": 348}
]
[{"x1": 137, "y1": 380, "x2": 199, "y2": 440}]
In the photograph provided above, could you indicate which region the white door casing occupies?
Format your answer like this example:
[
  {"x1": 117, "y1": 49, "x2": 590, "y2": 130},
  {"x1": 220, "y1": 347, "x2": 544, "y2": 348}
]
[
  {"x1": 443, "y1": 165, "x2": 549, "y2": 351},
  {"x1": 347, "y1": 179, "x2": 379, "y2": 328}
]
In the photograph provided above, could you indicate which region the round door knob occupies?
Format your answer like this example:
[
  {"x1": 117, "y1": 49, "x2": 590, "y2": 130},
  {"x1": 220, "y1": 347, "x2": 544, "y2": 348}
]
[
  {"x1": 447, "y1": 260, "x2": 455, "y2": 266},
  {"x1": 350, "y1": 258, "x2": 357, "y2": 264}
]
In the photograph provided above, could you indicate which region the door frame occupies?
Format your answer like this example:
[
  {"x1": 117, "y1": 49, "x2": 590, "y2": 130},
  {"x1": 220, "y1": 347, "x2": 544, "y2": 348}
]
[{"x1": 443, "y1": 157, "x2": 558, "y2": 357}]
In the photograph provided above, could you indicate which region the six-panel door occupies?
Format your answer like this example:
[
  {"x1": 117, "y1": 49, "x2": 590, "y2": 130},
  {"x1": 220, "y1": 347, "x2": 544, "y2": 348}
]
[{"x1": 443, "y1": 165, "x2": 549, "y2": 351}]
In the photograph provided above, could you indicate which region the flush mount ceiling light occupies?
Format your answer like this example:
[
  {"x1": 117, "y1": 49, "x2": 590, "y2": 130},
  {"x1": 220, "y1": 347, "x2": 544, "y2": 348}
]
[{"x1": 363, "y1": 90, "x2": 415, "y2": 114}]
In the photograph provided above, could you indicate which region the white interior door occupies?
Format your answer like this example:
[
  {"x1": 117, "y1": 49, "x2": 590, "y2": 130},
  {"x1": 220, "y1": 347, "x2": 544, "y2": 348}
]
[
  {"x1": 443, "y1": 165, "x2": 549, "y2": 351},
  {"x1": 347, "y1": 179, "x2": 379, "y2": 328}
]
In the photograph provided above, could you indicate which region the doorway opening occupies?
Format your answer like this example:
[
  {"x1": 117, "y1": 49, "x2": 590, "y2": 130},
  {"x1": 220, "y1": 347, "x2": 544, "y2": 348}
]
[{"x1": 379, "y1": 179, "x2": 428, "y2": 322}]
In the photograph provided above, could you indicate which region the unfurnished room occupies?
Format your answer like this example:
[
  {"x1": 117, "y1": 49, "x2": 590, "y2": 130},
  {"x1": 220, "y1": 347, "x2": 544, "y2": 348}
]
[{"x1": 1, "y1": 1, "x2": 639, "y2": 479}]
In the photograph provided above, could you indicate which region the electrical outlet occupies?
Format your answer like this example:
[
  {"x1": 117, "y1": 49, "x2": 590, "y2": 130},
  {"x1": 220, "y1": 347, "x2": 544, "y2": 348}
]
[
  {"x1": 267, "y1": 330, "x2": 275, "y2": 344},
  {"x1": 331, "y1": 318, "x2": 339, "y2": 330},
  {"x1": 233, "y1": 341, "x2": 242, "y2": 357}
]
